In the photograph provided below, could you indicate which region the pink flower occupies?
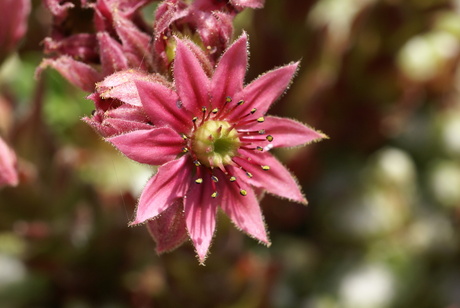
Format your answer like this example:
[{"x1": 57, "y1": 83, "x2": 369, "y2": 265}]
[
  {"x1": 103, "y1": 33, "x2": 325, "y2": 263},
  {"x1": 0, "y1": 137, "x2": 18, "y2": 188}
]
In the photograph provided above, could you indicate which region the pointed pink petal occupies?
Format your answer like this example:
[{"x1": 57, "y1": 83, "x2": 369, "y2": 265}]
[
  {"x1": 174, "y1": 38, "x2": 210, "y2": 113},
  {"x1": 230, "y1": 62, "x2": 298, "y2": 120},
  {"x1": 244, "y1": 116, "x2": 326, "y2": 149},
  {"x1": 44, "y1": 34, "x2": 98, "y2": 63},
  {"x1": 220, "y1": 179, "x2": 269, "y2": 244},
  {"x1": 135, "y1": 79, "x2": 191, "y2": 133},
  {"x1": 0, "y1": 137, "x2": 18, "y2": 187},
  {"x1": 133, "y1": 156, "x2": 191, "y2": 224},
  {"x1": 36, "y1": 56, "x2": 102, "y2": 92},
  {"x1": 184, "y1": 173, "x2": 219, "y2": 264},
  {"x1": 211, "y1": 32, "x2": 248, "y2": 109},
  {"x1": 98, "y1": 32, "x2": 129, "y2": 75},
  {"x1": 180, "y1": 38, "x2": 214, "y2": 77},
  {"x1": 107, "y1": 127, "x2": 183, "y2": 165},
  {"x1": 97, "y1": 70, "x2": 167, "y2": 106},
  {"x1": 146, "y1": 199, "x2": 188, "y2": 254},
  {"x1": 233, "y1": 150, "x2": 307, "y2": 204},
  {"x1": 114, "y1": 15, "x2": 153, "y2": 71}
]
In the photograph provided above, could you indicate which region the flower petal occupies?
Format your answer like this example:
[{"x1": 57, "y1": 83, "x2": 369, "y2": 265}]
[
  {"x1": 220, "y1": 179, "x2": 269, "y2": 245},
  {"x1": 256, "y1": 116, "x2": 326, "y2": 148},
  {"x1": 132, "y1": 156, "x2": 191, "y2": 224},
  {"x1": 36, "y1": 56, "x2": 102, "y2": 92},
  {"x1": 107, "y1": 127, "x2": 183, "y2": 165},
  {"x1": 231, "y1": 62, "x2": 298, "y2": 120},
  {"x1": 184, "y1": 174, "x2": 219, "y2": 264},
  {"x1": 0, "y1": 137, "x2": 18, "y2": 187},
  {"x1": 146, "y1": 199, "x2": 188, "y2": 254},
  {"x1": 114, "y1": 14, "x2": 153, "y2": 71},
  {"x1": 211, "y1": 32, "x2": 248, "y2": 109},
  {"x1": 233, "y1": 150, "x2": 307, "y2": 204},
  {"x1": 135, "y1": 79, "x2": 191, "y2": 133},
  {"x1": 98, "y1": 32, "x2": 129, "y2": 75},
  {"x1": 97, "y1": 70, "x2": 167, "y2": 106},
  {"x1": 174, "y1": 38, "x2": 210, "y2": 113}
]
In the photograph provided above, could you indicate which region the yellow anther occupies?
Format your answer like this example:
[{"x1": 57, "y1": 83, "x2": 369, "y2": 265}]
[
  {"x1": 240, "y1": 189, "x2": 247, "y2": 196},
  {"x1": 195, "y1": 178, "x2": 203, "y2": 184},
  {"x1": 257, "y1": 117, "x2": 265, "y2": 123}
]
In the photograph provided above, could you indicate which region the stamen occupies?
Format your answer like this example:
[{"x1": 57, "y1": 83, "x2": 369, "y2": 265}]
[
  {"x1": 201, "y1": 106, "x2": 207, "y2": 123},
  {"x1": 221, "y1": 99, "x2": 245, "y2": 118},
  {"x1": 236, "y1": 115, "x2": 265, "y2": 127},
  {"x1": 226, "y1": 96, "x2": 232, "y2": 103},
  {"x1": 194, "y1": 160, "x2": 201, "y2": 167},
  {"x1": 266, "y1": 135, "x2": 273, "y2": 142},
  {"x1": 211, "y1": 191, "x2": 218, "y2": 198},
  {"x1": 239, "y1": 136, "x2": 269, "y2": 142},
  {"x1": 230, "y1": 176, "x2": 237, "y2": 182},
  {"x1": 192, "y1": 117, "x2": 198, "y2": 131},
  {"x1": 212, "y1": 108, "x2": 219, "y2": 114},
  {"x1": 250, "y1": 108, "x2": 257, "y2": 114},
  {"x1": 181, "y1": 134, "x2": 188, "y2": 140},
  {"x1": 256, "y1": 146, "x2": 264, "y2": 151},
  {"x1": 240, "y1": 189, "x2": 247, "y2": 196},
  {"x1": 195, "y1": 178, "x2": 203, "y2": 184},
  {"x1": 246, "y1": 172, "x2": 253, "y2": 178},
  {"x1": 182, "y1": 147, "x2": 189, "y2": 153},
  {"x1": 211, "y1": 175, "x2": 219, "y2": 182},
  {"x1": 262, "y1": 165, "x2": 270, "y2": 171}
]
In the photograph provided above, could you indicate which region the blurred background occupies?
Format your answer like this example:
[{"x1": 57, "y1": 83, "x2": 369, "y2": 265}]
[{"x1": 1, "y1": 0, "x2": 460, "y2": 307}]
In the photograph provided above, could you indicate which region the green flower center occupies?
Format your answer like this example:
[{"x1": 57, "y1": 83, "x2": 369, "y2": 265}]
[{"x1": 191, "y1": 120, "x2": 241, "y2": 167}]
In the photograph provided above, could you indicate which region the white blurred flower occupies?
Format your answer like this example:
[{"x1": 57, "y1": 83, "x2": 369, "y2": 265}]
[
  {"x1": 398, "y1": 31, "x2": 459, "y2": 82},
  {"x1": 374, "y1": 147, "x2": 416, "y2": 187},
  {"x1": 308, "y1": 0, "x2": 376, "y2": 47},
  {"x1": 0, "y1": 254, "x2": 26, "y2": 288},
  {"x1": 339, "y1": 264, "x2": 394, "y2": 308},
  {"x1": 428, "y1": 160, "x2": 460, "y2": 207}
]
